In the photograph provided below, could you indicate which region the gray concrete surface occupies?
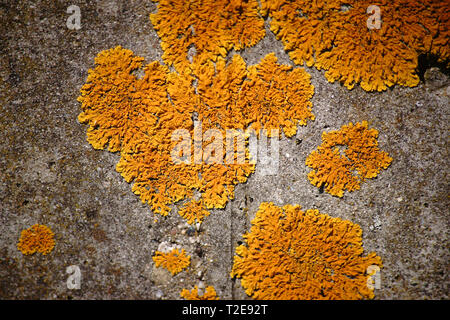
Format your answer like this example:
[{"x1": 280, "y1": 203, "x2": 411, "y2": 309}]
[{"x1": 0, "y1": 0, "x2": 448, "y2": 299}]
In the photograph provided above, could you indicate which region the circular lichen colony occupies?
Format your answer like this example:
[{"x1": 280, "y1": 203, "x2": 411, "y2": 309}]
[
  {"x1": 306, "y1": 121, "x2": 393, "y2": 197},
  {"x1": 17, "y1": 224, "x2": 55, "y2": 256},
  {"x1": 231, "y1": 202, "x2": 382, "y2": 300}
]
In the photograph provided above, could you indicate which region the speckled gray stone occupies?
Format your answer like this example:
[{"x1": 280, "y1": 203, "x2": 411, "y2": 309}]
[{"x1": 0, "y1": 0, "x2": 448, "y2": 300}]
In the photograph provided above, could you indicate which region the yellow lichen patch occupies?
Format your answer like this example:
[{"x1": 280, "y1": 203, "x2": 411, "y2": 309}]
[
  {"x1": 17, "y1": 224, "x2": 55, "y2": 256},
  {"x1": 180, "y1": 285, "x2": 219, "y2": 300},
  {"x1": 153, "y1": 249, "x2": 191, "y2": 275},
  {"x1": 428, "y1": 0, "x2": 450, "y2": 66},
  {"x1": 115, "y1": 107, "x2": 255, "y2": 215},
  {"x1": 77, "y1": 46, "x2": 138, "y2": 152},
  {"x1": 150, "y1": 0, "x2": 265, "y2": 73},
  {"x1": 193, "y1": 53, "x2": 315, "y2": 136},
  {"x1": 79, "y1": 47, "x2": 195, "y2": 216},
  {"x1": 78, "y1": 46, "x2": 177, "y2": 153},
  {"x1": 262, "y1": 0, "x2": 339, "y2": 68},
  {"x1": 263, "y1": 0, "x2": 449, "y2": 91},
  {"x1": 79, "y1": 47, "x2": 256, "y2": 217},
  {"x1": 315, "y1": 0, "x2": 429, "y2": 92},
  {"x1": 193, "y1": 55, "x2": 248, "y2": 131},
  {"x1": 178, "y1": 199, "x2": 210, "y2": 225},
  {"x1": 238, "y1": 53, "x2": 315, "y2": 137},
  {"x1": 305, "y1": 121, "x2": 393, "y2": 197},
  {"x1": 230, "y1": 202, "x2": 383, "y2": 300},
  {"x1": 79, "y1": 46, "x2": 315, "y2": 217}
]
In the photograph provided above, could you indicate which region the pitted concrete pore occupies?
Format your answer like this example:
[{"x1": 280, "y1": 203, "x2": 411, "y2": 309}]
[{"x1": 0, "y1": 1, "x2": 448, "y2": 300}]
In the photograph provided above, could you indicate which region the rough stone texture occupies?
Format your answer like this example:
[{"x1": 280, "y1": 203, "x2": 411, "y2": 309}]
[{"x1": 0, "y1": 1, "x2": 448, "y2": 300}]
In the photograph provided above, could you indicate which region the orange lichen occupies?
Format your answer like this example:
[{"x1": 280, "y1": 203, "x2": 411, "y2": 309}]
[
  {"x1": 17, "y1": 224, "x2": 55, "y2": 256},
  {"x1": 193, "y1": 55, "x2": 248, "y2": 131},
  {"x1": 180, "y1": 285, "x2": 219, "y2": 300},
  {"x1": 263, "y1": 0, "x2": 449, "y2": 91},
  {"x1": 262, "y1": 0, "x2": 339, "y2": 68},
  {"x1": 428, "y1": 0, "x2": 450, "y2": 66},
  {"x1": 305, "y1": 121, "x2": 393, "y2": 197},
  {"x1": 238, "y1": 53, "x2": 315, "y2": 137},
  {"x1": 193, "y1": 53, "x2": 315, "y2": 136},
  {"x1": 230, "y1": 202, "x2": 383, "y2": 300},
  {"x1": 178, "y1": 199, "x2": 210, "y2": 225},
  {"x1": 152, "y1": 248, "x2": 191, "y2": 275},
  {"x1": 78, "y1": 47, "x2": 195, "y2": 215},
  {"x1": 77, "y1": 46, "x2": 149, "y2": 152},
  {"x1": 114, "y1": 55, "x2": 256, "y2": 211},
  {"x1": 79, "y1": 46, "x2": 315, "y2": 217},
  {"x1": 150, "y1": 0, "x2": 265, "y2": 73},
  {"x1": 79, "y1": 47, "x2": 253, "y2": 216}
]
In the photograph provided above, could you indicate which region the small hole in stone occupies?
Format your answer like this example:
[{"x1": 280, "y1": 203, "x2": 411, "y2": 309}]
[
  {"x1": 318, "y1": 183, "x2": 325, "y2": 194},
  {"x1": 195, "y1": 245, "x2": 204, "y2": 258}
]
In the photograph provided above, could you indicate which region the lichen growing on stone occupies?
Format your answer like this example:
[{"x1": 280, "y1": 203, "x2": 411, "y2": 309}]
[
  {"x1": 78, "y1": 46, "x2": 254, "y2": 216},
  {"x1": 261, "y1": 0, "x2": 338, "y2": 68},
  {"x1": 78, "y1": 46, "x2": 315, "y2": 218},
  {"x1": 180, "y1": 285, "x2": 219, "y2": 300},
  {"x1": 193, "y1": 53, "x2": 315, "y2": 137},
  {"x1": 78, "y1": 47, "x2": 195, "y2": 215},
  {"x1": 17, "y1": 224, "x2": 55, "y2": 256},
  {"x1": 230, "y1": 202, "x2": 383, "y2": 300},
  {"x1": 150, "y1": 0, "x2": 265, "y2": 73},
  {"x1": 77, "y1": 46, "x2": 149, "y2": 153},
  {"x1": 153, "y1": 248, "x2": 191, "y2": 275},
  {"x1": 428, "y1": 0, "x2": 450, "y2": 66},
  {"x1": 238, "y1": 53, "x2": 315, "y2": 138},
  {"x1": 114, "y1": 55, "x2": 256, "y2": 214},
  {"x1": 178, "y1": 199, "x2": 210, "y2": 225},
  {"x1": 305, "y1": 121, "x2": 393, "y2": 197},
  {"x1": 262, "y1": 0, "x2": 449, "y2": 91}
]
